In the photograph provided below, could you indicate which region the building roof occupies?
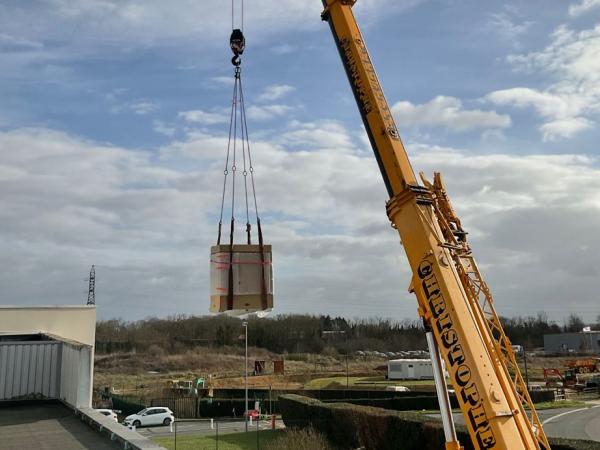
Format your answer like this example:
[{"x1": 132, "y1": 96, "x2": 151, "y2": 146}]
[
  {"x1": 0, "y1": 331, "x2": 90, "y2": 348},
  {"x1": 0, "y1": 402, "x2": 121, "y2": 450}
]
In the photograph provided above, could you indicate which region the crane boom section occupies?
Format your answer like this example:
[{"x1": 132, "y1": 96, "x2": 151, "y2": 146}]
[{"x1": 321, "y1": 1, "x2": 548, "y2": 449}]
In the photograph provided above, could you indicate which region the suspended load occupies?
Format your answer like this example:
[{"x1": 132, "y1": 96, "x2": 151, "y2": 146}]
[{"x1": 209, "y1": 22, "x2": 273, "y2": 316}]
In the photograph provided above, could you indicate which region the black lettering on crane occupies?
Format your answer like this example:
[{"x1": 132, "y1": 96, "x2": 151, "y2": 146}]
[{"x1": 418, "y1": 257, "x2": 496, "y2": 448}]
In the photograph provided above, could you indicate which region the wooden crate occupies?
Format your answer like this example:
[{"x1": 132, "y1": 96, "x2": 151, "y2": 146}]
[{"x1": 210, "y1": 244, "x2": 273, "y2": 314}]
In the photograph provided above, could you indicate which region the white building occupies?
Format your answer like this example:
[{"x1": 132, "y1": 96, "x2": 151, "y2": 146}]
[
  {"x1": 388, "y1": 358, "x2": 434, "y2": 380},
  {"x1": 0, "y1": 305, "x2": 95, "y2": 408}
]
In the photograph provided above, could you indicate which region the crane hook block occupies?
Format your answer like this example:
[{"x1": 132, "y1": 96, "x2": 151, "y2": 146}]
[{"x1": 230, "y1": 29, "x2": 245, "y2": 66}]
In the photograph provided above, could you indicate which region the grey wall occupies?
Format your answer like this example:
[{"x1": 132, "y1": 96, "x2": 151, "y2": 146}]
[
  {"x1": 60, "y1": 342, "x2": 92, "y2": 408},
  {"x1": 0, "y1": 339, "x2": 92, "y2": 407},
  {"x1": 0, "y1": 341, "x2": 61, "y2": 401},
  {"x1": 544, "y1": 332, "x2": 600, "y2": 353}
]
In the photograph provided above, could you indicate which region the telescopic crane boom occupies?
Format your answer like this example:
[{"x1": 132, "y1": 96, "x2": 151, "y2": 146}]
[{"x1": 321, "y1": 1, "x2": 551, "y2": 449}]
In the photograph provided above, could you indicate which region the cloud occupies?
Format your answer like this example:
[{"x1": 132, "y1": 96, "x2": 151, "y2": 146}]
[
  {"x1": 178, "y1": 109, "x2": 230, "y2": 125},
  {"x1": 257, "y1": 84, "x2": 296, "y2": 102},
  {"x1": 391, "y1": 96, "x2": 511, "y2": 132},
  {"x1": 487, "y1": 23, "x2": 600, "y2": 140},
  {"x1": 130, "y1": 100, "x2": 158, "y2": 115},
  {"x1": 246, "y1": 104, "x2": 293, "y2": 121},
  {"x1": 2, "y1": 124, "x2": 598, "y2": 321},
  {"x1": 0, "y1": 33, "x2": 44, "y2": 51},
  {"x1": 208, "y1": 76, "x2": 235, "y2": 86},
  {"x1": 153, "y1": 120, "x2": 176, "y2": 137},
  {"x1": 0, "y1": 0, "x2": 422, "y2": 57},
  {"x1": 270, "y1": 44, "x2": 295, "y2": 55},
  {"x1": 569, "y1": 0, "x2": 600, "y2": 17},
  {"x1": 484, "y1": 7, "x2": 533, "y2": 47}
]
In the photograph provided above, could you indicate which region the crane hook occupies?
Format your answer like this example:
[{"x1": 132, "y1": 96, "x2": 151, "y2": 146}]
[{"x1": 230, "y1": 29, "x2": 245, "y2": 67}]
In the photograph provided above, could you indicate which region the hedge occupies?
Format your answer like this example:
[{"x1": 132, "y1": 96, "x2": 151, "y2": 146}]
[
  {"x1": 208, "y1": 388, "x2": 551, "y2": 403},
  {"x1": 207, "y1": 388, "x2": 437, "y2": 401},
  {"x1": 529, "y1": 390, "x2": 555, "y2": 403},
  {"x1": 198, "y1": 398, "x2": 280, "y2": 417},
  {"x1": 324, "y1": 395, "x2": 459, "y2": 411},
  {"x1": 279, "y1": 394, "x2": 600, "y2": 450},
  {"x1": 111, "y1": 394, "x2": 147, "y2": 416}
]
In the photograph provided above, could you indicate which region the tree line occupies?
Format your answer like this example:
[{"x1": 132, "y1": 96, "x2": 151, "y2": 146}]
[{"x1": 95, "y1": 312, "x2": 598, "y2": 355}]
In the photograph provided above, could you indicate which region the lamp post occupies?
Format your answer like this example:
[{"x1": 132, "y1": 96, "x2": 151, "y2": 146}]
[
  {"x1": 243, "y1": 320, "x2": 248, "y2": 432},
  {"x1": 522, "y1": 345, "x2": 530, "y2": 391}
]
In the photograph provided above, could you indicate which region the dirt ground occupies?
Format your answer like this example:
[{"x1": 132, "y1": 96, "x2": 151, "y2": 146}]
[
  {"x1": 93, "y1": 347, "x2": 388, "y2": 397},
  {"x1": 93, "y1": 350, "x2": 590, "y2": 399}
]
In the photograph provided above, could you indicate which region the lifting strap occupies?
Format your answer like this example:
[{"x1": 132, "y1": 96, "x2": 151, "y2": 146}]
[{"x1": 216, "y1": 0, "x2": 268, "y2": 308}]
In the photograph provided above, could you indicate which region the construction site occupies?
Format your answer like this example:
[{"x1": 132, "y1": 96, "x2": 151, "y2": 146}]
[{"x1": 1, "y1": 1, "x2": 599, "y2": 450}]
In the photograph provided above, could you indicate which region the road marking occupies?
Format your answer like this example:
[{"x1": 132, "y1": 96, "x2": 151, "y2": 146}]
[{"x1": 542, "y1": 405, "x2": 600, "y2": 426}]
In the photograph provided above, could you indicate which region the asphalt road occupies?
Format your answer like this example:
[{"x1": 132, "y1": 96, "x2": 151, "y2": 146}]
[
  {"x1": 541, "y1": 404, "x2": 600, "y2": 441},
  {"x1": 136, "y1": 405, "x2": 600, "y2": 442},
  {"x1": 432, "y1": 404, "x2": 600, "y2": 442},
  {"x1": 137, "y1": 418, "x2": 279, "y2": 438}
]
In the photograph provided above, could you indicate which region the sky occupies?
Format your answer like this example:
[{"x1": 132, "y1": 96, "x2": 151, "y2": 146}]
[{"x1": 0, "y1": 0, "x2": 599, "y2": 323}]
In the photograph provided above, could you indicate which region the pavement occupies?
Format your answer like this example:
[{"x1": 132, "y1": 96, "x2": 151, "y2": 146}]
[
  {"x1": 541, "y1": 404, "x2": 600, "y2": 442},
  {"x1": 430, "y1": 404, "x2": 600, "y2": 442},
  {"x1": 137, "y1": 418, "x2": 281, "y2": 438},
  {"x1": 0, "y1": 402, "x2": 123, "y2": 450},
  {"x1": 136, "y1": 406, "x2": 600, "y2": 442}
]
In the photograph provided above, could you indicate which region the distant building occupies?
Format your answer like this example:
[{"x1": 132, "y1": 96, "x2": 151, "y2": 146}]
[
  {"x1": 544, "y1": 331, "x2": 600, "y2": 354},
  {"x1": 388, "y1": 359, "x2": 434, "y2": 380}
]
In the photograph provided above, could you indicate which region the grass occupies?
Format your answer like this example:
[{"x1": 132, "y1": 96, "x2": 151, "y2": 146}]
[
  {"x1": 530, "y1": 399, "x2": 588, "y2": 410},
  {"x1": 153, "y1": 430, "x2": 284, "y2": 450},
  {"x1": 304, "y1": 375, "x2": 435, "y2": 390}
]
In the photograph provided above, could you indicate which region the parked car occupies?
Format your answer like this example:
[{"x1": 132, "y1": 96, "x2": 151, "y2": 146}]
[
  {"x1": 95, "y1": 409, "x2": 118, "y2": 422},
  {"x1": 123, "y1": 407, "x2": 175, "y2": 428},
  {"x1": 385, "y1": 385, "x2": 410, "y2": 392}
]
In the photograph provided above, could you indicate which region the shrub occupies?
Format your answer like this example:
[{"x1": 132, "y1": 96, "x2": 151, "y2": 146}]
[
  {"x1": 147, "y1": 344, "x2": 165, "y2": 358},
  {"x1": 265, "y1": 427, "x2": 335, "y2": 450},
  {"x1": 279, "y1": 394, "x2": 600, "y2": 450}
]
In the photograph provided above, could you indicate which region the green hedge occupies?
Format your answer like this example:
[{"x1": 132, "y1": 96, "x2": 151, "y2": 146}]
[
  {"x1": 111, "y1": 394, "x2": 147, "y2": 416},
  {"x1": 279, "y1": 394, "x2": 600, "y2": 450},
  {"x1": 198, "y1": 398, "x2": 280, "y2": 417},
  {"x1": 207, "y1": 388, "x2": 437, "y2": 400},
  {"x1": 323, "y1": 395, "x2": 459, "y2": 411},
  {"x1": 528, "y1": 390, "x2": 555, "y2": 403}
]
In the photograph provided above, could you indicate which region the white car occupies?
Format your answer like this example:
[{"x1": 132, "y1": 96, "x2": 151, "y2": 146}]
[
  {"x1": 123, "y1": 407, "x2": 175, "y2": 428},
  {"x1": 95, "y1": 409, "x2": 118, "y2": 422}
]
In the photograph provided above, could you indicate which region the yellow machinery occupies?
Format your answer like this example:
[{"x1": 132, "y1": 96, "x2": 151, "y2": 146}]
[{"x1": 321, "y1": 1, "x2": 551, "y2": 449}]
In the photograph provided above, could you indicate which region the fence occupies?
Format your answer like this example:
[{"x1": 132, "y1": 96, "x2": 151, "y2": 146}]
[
  {"x1": 151, "y1": 416, "x2": 283, "y2": 450},
  {"x1": 111, "y1": 394, "x2": 147, "y2": 416},
  {"x1": 150, "y1": 397, "x2": 279, "y2": 419}
]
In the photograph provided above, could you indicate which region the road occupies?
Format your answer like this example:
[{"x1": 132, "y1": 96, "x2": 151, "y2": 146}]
[
  {"x1": 541, "y1": 404, "x2": 600, "y2": 441},
  {"x1": 137, "y1": 418, "x2": 280, "y2": 439},
  {"x1": 431, "y1": 404, "x2": 600, "y2": 442},
  {"x1": 137, "y1": 405, "x2": 600, "y2": 441}
]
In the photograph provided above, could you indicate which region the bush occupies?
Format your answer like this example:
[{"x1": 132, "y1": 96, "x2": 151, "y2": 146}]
[
  {"x1": 147, "y1": 344, "x2": 165, "y2": 358},
  {"x1": 528, "y1": 390, "x2": 555, "y2": 403},
  {"x1": 323, "y1": 395, "x2": 458, "y2": 411},
  {"x1": 265, "y1": 427, "x2": 335, "y2": 450},
  {"x1": 279, "y1": 394, "x2": 600, "y2": 450}
]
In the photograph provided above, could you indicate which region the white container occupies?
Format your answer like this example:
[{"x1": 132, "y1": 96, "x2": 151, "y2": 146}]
[
  {"x1": 210, "y1": 244, "x2": 273, "y2": 315},
  {"x1": 387, "y1": 359, "x2": 435, "y2": 380}
]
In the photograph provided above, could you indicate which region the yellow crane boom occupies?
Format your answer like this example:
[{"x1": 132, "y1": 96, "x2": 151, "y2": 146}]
[{"x1": 321, "y1": 1, "x2": 551, "y2": 449}]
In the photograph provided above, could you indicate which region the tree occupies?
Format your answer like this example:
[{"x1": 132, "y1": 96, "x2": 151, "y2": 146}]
[{"x1": 564, "y1": 314, "x2": 585, "y2": 333}]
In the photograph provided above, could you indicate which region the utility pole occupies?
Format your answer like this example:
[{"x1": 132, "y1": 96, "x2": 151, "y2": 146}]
[
  {"x1": 523, "y1": 346, "x2": 530, "y2": 391},
  {"x1": 346, "y1": 353, "x2": 349, "y2": 390},
  {"x1": 243, "y1": 320, "x2": 248, "y2": 432},
  {"x1": 87, "y1": 265, "x2": 96, "y2": 306}
]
